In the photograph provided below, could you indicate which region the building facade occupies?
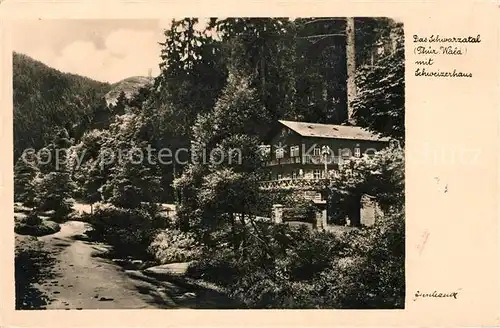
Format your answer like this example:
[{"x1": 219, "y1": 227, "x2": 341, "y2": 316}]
[{"x1": 260, "y1": 120, "x2": 390, "y2": 226}]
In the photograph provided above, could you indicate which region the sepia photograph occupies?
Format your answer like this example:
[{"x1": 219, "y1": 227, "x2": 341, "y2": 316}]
[{"x1": 12, "y1": 17, "x2": 405, "y2": 310}]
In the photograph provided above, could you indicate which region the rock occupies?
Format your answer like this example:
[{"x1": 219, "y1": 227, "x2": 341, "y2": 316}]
[
  {"x1": 143, "y1": 262, "x2": 191, "y2": 278},
  {"x1": 130, "y1": 259, "x2": 145, "y2": 269},
  {"x1": 98, "y1": 297, "x2": 114, "y2": 302},
  {"x1": 182, "y1": 292, "x2": 196, "y2": 298}
]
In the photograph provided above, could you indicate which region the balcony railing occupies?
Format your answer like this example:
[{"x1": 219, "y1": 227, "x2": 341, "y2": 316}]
[
  {"x1": 259, "y1": 178, "x2": 329, "y2": 191},
  {"x1": 264, "y1": 155, "x2": 341, "y2": 167}
]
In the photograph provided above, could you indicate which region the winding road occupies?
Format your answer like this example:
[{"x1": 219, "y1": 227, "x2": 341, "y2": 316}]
[{"x1": 30, "y1": 221, "x2": 236, "y2": 309}]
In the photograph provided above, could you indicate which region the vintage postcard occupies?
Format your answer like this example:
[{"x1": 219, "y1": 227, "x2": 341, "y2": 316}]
[{"x1": 0, "y1": 0, "x2": 498, "y2": 327}]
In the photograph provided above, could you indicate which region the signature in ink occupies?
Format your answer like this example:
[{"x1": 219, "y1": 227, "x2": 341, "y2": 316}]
[{"x1": 413, "y1": 289, "x2": 460, "y2": 301}]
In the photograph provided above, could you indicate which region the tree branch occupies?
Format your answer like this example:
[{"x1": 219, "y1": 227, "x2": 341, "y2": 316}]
[
  {"x1": 247, "y1": 215, "x2": 275, "y2": 258},
  {"x1": 298, "y1": 33, "x2": 345, "y2": 39},
  {"x1": 302, "y1": 18, "x2": 346, "y2": 25}
]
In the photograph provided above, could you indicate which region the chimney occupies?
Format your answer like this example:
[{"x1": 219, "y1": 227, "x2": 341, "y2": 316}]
[{"x1": 345, "y1": 17, "x2": 357, "y2": 125}]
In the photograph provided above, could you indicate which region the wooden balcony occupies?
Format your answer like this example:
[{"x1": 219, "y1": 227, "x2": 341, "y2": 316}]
[
  {"x1": 259, "y1": 178, "x2": 329, "y2": 191},
  {"x1": 264, "y1": 155, "x2": 340, "y2": 167}
]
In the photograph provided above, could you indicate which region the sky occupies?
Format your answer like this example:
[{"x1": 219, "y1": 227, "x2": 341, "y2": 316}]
[
  {"x1": 12, "y1": 18, "x2": 402, "y2": 84},
  {"x1": 12, "y1": 19, "x2": 207, "y2": 83}
]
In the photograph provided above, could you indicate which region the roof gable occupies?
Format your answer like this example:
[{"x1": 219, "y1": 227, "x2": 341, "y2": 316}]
[{"x1": 278, "y1": 120, "x2": 390, "y2": 142}]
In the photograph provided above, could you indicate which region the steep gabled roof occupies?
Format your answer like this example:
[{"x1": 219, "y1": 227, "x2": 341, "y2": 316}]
[{"x1": 278, "y1": 120, "x2": 390, "y2": 142}]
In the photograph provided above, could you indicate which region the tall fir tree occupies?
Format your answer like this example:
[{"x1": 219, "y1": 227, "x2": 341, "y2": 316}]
[
  {"x1": 175, "y1": 68, "x2": 270, "y2": 246},
  {"x1": 14, "y1": 150, "x2": 40, "y2": 207},
  {"x1": 101, "y1": 142, "x2": 162, "y2": 209},
  {"x1": 36, "y1": 127, "x2": 76, "y2": 219},
  {"x1": 352, "y1": 21, "x2": 405, "y2": 142}
]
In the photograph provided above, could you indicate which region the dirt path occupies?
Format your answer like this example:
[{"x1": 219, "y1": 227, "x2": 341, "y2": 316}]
[
  {"x1": 30, "y1": 221, "x2": 237, "y2": 309},
  {"x1": 35, "y1": 221, "x2": 163, "y2": 309}
]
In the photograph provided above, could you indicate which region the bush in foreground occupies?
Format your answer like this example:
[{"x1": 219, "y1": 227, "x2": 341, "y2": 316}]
[
  {"x1": 86, "y1": 204, "x2": 168, "y2": 259},
  {"x1": 186, "y1": 210, "x2": 404, "y2": 309},
  {"x1": 148, "y1": 228, "x2": 204, "y2": 264},
  {"x1": 14, "y1": 212, "x2": 60, "y2": 237}
]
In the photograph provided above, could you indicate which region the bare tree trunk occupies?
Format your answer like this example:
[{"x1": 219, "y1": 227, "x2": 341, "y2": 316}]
[
  {"x1": 230, "y1": 213, "x2": 237, "y2": 251},
  {"x1": 239, "y1": 213, "x2": 247, "y2": 257},
  {"x1": 248, "y1": 215, "x2": 275, "y2": 258},
  {"x1": 260, "y1": 45, "x2": 266, "y2": 99},
  {"x1": 346, "y1": 17, "x2": 357, "y2": 125}
]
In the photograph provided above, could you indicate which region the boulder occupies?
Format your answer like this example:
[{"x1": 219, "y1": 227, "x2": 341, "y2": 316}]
[{"x1": 143, "y1": 262, "x2": 191, "y2": 278}]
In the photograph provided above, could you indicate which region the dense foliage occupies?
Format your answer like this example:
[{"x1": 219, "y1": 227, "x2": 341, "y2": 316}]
[
  {"x1": 15, "y1": 235, "x2": 57, "y2": 309},
  {"x1": 13, "y1": 53, "x2": 111, "y2": 160},
  {"x1": 352, "y1": 21, "x2": 405, "y2": 141},
  {"x1": 187, "y1": 209, "x2": 404, "y2": 309},
  {"x1": 85, "y1": 204, "x2": 169, "y2": 259},
  {"x1": 14, "y1": 151, "x2": 39, "y2": 207},
  {"x1": 15, "y1": 213, "x2": 61, "y2": 237},
  {"x1": 327, "y1": 144, "x2": 405, "y2": 225},
  {"x1": 148, "y1": 229, "x2": 203, "y2": 264},
  {"x1": 14, "y1": 17, "x2": 405, "y2": 309},
  {"x1": 184, "y1": 140, "x2": 405, "y2": 308}
]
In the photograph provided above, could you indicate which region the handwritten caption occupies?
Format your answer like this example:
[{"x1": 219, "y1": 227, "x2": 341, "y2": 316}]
[
  {"x1": 413, "y1": 290, "x2": 460, "y2": 301},
  {"x1": 413, "y1": 34, "x2": 481, "y2": 78}
]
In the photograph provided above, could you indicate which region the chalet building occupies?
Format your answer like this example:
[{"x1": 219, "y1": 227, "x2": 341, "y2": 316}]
[{"x1": 260, "y1": 120, "x2": 390, "y2": 227}]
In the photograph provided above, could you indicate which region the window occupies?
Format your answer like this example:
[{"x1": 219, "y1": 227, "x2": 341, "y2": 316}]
[
  {"x1": 354, "y1": 147, "x2": 361, "y2": 157},
  {"x1": 341, "y1": 148, "x2": 351, "y2": 158},
  {"x1": 290, "y1": 145, "x2": 299, "y2": 157},
  {"x1": 277, "y1": 173, "x2": 282, "y2": 180},
  {"x1": 276, "y1": 148, "x2": 284, "y2": 159},
  {"x1": 259, "y1": 144, "x2": 271, "y2": 158},
  {"x1": 313, "y1": 147, "x2": 321, "y2": 156},
  {"x1": 313, "y1": 169, "x2": 322, "y2": 179}
]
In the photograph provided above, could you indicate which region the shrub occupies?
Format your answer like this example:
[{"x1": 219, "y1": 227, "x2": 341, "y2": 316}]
[
  {"x1": 329, "y1": 209, "x2": 405, "y2": 308},
  {"x1": 148, "y1": 229, "x2": 204, "y2": 264},
  {"x1": 25, "y1": 212, "x2": 42, "y2": 226},
  {"x1": 36, "y1": 172, "x2": 75, "y2": 221},
  {"x1": 86, "y1": 204, "x2": 167, "y2": 259},
  {"x1": 185, "y1": 223, "x2": 347, "y2": 307},
  {"x1": 186, "y1": 247, "x2": 241, "y2": 287},
  {"x1": 186, "y1": 212, "x2": 404, "y2": 309},
  {"x1": 281, "y1": 230, "x2": 348, "y2": 281},
  {"x1": 230, "y1": 268, "x2": 321, "y2": 309},
  {"x1": 15, "y1": 213, "x2": 60, "y2": 237},
  {"x1": 279, "y1": 197, "x2": 317, "y2": 223}
]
